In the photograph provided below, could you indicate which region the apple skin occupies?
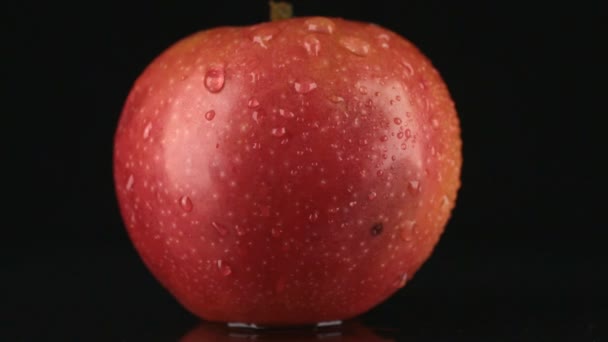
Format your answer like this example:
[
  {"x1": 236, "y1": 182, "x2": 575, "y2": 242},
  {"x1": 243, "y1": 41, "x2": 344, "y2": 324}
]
[{"x1": 114, "y1": 16, "x2": 461, "y2": 326}]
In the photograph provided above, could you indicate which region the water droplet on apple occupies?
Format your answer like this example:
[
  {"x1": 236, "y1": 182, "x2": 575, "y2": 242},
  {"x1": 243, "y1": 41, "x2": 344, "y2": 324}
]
[
  {"x1": 271, "y1": 127, "x2": 287, "y2": 137},
  {"x1": 252, "y1": 34, "x2": 273, "y2": 49},
  {"x1": 397, "y1": 132, "x2": 404, "y2": 139},
  {"x1": 217, "y1": 260, "x2": 232, "y2": 276},
  {"x1": 279, "y1": 109, "x2": 295, "y2": 118},
  {"x1": 393, "y1": 117, "x2": 402, "y2": 125},
  {"x1": 329, "y1": 95, "x2": 344, "y2": 103},
  {"x1": 339, "y1": 36, "x2": 370, "y2": 56},
  {"x1": 126, "y1": 174, "x2": 134, "y2": 191},
  {"x1": 204, "y1": 66, "x2": 225, "y2": 93},
  {"x1": 394, "y1": 273, "x2": 408, "y2": 288},
  {"x1": 376, "y1": 170, "x2": 384, "y2": 177},
  {"x1": 368, "y1": 191, "x2": 377, "y2": 200},
  {"x1": 380, "y1": 135, "x2": 388, "y2": 142},
  {"x1": 294, "y1": 79, "x2": 317, "y2": 94},
  {"x1": 405, "y1": 129, "x2": 412, "y2": 139},
  {"x1": 271, "y1": 227, "x2": 282, "y2": 238},
  {"x1": 408, "y1": 180, "x2": 420, "y2": 194},
  {"x1": 400, "y1": 220, "x2": 416, "y2": 241},
  {"x1": 432, "y1": 118, "x2": 440, "y2": 128},
  {"x1": 252, "y1": 110, "x2": 265, "y2": 123},
  {"x1": 441, "y1": 195, "x2": 450, "y2": 210},
  {"x1": 247, "y1": 97, "x2": 260, "y2": 108},
  {"x1": 303, "y1": 35, "x2": 321, "y2": 56},
  {"x1": 143, "y1": 122, "x2": 152, "y2": 139},
  {"x1": 370, "y1": 223, "x2": 383, "y2": 236},
  {"x1": 349, "y1": 201, "x2": 357, "y2": 207},
  {"x1": 234, "y1": 224, "x2": 246, "y2": 236},
  {"x1": 204, "y1": 110, "x2": 216, "y2": 121},
  {"x1": 308, "y1": 210, "x2": 319, "y2": 222},
  {"x1": 305, "y1": 17, "x2": 335, "y2": 34},
  {"x1": 212, "y1": 221, "x2": 228, "y2": 236},
  {"x1": 179, "y1": 196, "x2": 193, "y2": 212},
  {"x1": 402, "y1": 61, "x2": 414, "y2": 76},
  {"x1": 400, "y1": 142, "x2": 407, "y2": 150}
]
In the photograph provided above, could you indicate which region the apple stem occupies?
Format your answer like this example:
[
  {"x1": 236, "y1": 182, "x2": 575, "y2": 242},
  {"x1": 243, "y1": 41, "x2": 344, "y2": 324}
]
[{"x1": 269, "y1": 1, "x2": 293, "y2": 21}]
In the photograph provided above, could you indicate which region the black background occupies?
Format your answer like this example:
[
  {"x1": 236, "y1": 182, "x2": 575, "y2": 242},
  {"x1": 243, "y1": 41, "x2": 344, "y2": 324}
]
[{"x1": 4, "y1": 0, "x2": 607, "y2": 340}]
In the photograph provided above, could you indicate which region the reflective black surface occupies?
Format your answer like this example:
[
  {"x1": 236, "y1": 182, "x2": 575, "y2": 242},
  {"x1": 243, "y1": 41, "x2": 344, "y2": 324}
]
[
  {"x1": 5, "y1": 0, "x2": 606, "y2": 340},
  {"x1": 5, "y1": 245, "x2": 606, "y2": 340}
]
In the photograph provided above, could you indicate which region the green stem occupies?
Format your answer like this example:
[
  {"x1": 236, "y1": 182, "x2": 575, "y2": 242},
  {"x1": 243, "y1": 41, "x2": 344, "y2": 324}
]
[{"x1": 269, "y1": 1, "x2": 293, "y2": 21}]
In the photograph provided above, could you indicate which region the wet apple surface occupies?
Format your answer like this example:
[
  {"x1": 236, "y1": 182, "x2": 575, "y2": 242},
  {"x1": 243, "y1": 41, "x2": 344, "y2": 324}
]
[{"x1": 114, "y1": 16, "x2": 462, "y2": 325}]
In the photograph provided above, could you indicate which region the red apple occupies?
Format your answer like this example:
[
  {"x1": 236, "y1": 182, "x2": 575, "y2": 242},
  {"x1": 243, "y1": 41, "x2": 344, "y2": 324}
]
[{"x1": 114, "y1": 16, "x2": 461, "y2": 326}]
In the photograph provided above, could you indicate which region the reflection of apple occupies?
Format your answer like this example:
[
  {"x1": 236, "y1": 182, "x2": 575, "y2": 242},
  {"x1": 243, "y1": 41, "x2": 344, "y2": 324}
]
[
  {"x1": 114, "y1": 16, "x2": 461, "y2": 325},
  {"x1": 180, "y1": 321, "x2": 392, "y2": 342}
]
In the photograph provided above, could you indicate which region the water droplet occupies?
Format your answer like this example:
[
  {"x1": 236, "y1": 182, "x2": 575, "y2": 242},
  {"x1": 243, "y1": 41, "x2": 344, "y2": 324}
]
[
  {"x1": 271, "y1": 227, "x2": 282, "y2": 238},
  {"x1": 391, "y1": 155, "x2": 397, "y2": 161},
  {"x1": 234, "y1": 225, "x2": 246, "y2": 236},
  {"x1": 212, "y1": 221, "x2": 228, "y2": 236},
  {"x1": 395, "y1": 273, "x2": 408, "y2": 288},
  {"x1": 370, "y1": 223, "x2": 383, "y2": 236},
  {"x1": 408, "y1": 180, "x2": 420, "y2": 194},
  {"x1": 217, "y1": 260, "x2": 232, "y2": 276},
  {"x1": 349, "y1": 201, "x2": 357, "y2": 207},
  {"x1": 252, "y1": 142, "x2": 261, "y2": 149},
  {"x1": 380, "y1": 135, "x2": 388, "y2": 142},
  {"x1": 143, "y1": 123, "x2": 152, "y2": 139},
  {"x1": 294, "y1": 79, "x2": 317, "y2": 93},
  {"x1": 329, "y1": 95, "x2": 344, "y2": 103},
  {"x1": 279, "y1": 109, "x2": 295, "y2": 118},
  {"x1": 432, "y1": 118, "x2": 439, "y2": 128},
  {"x1": 305, "y1": 17, "x2": 335, "y2": 34},
  {"x1": 204, "y1": 110, "x2": 216, "y2": 121},
  {"x1": 252, "y1": 110, "x2": 265, "y2": 123},
  {"x1": 400, "y1": 220, "x2": 416, "y2": 241},
  {"x1": 204, "y1": 66, "x2": 225, "y2": 93},
  {"x1": 358, "y1": 86, "x2": 368, "y2": 94},
  {"x1": 402, "y1": 61, "x2": 414, "y2": 76},
  {"x1": 252, "y1": 33, "x2": 274, "y2": 49},
  {"x1": 395, "y1": 96, "x2": 401, "y2": 102},
  {"x1": 368, "y1": 191, "x2": 377, "y2": 200},
  {"x1": 376, "y1": 170, "x2": 384, "y2": 177},
  {"x1": 404, "y1": 129, "x2": 412, "y2": 139},
  {"x1": 397, "y1": 132, "x2": 404, "y2": 139},
  {"x1": 339, "y1": 36, "x2": 371, "y2": 56},
  {"x1": 308, "y1": 210, "x2": 319, "y2": 223},
  {"x1": 271, "y1": 127, "x2": 287, "y2": 137},
  {"x1": 126, "y1": 174, "x2": 134, "y2": 190},
  {"x1": 247, "y1": 98, "x2": 260, "y2": 108},
  {"x1": 400, "y1": 143, "x2": 407, "y2": 150},
  {"x1": 441, "y1": 195, "x2": 450, "y2": 209},
  {"x1": 179, "y1": 196, "x2": 193, "y2": 212},
  {"x1": 393, "y1": 117, "x2": 402, "y2": 125},
  {"x1": 303, "y1": 34, "x2": 321, "y2": 56}
]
